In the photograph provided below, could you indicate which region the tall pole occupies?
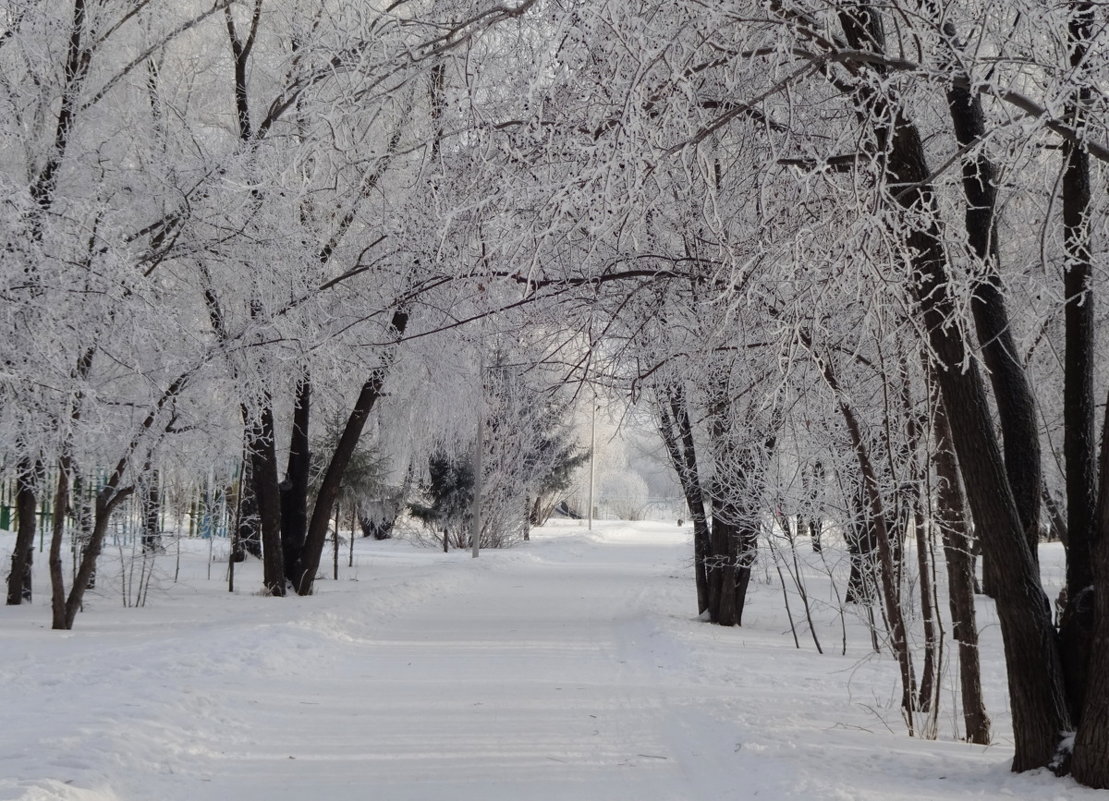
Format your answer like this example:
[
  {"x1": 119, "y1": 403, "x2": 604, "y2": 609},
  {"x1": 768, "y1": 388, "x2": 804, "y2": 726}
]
[
  {"x1": 472, "y1": 358, "x2": 483, "y2": 558},
  {"x1": 588, "y1": 399, "x2": 596, "y2": 530}
]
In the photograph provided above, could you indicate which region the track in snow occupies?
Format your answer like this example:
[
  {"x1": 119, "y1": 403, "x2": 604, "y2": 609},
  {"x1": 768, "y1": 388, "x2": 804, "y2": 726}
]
[{"x1": 2, "y1": 522, "x2": 1101, "y2": 801}]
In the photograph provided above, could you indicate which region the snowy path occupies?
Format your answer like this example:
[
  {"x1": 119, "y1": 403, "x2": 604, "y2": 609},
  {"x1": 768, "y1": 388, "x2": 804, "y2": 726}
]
[
  {"x1": 1, "y1": 522, "x2": 1102, "y2": 800},
  {"x1": 146, "y1": 527, "x2": 758, "y2": 801}
]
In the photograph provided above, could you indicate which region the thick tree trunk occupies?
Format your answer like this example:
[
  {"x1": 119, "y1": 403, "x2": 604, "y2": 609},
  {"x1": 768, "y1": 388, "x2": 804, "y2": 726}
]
[
  {"x1": 6, "y1": 458, "x2": 39, "y2": 605},
  {"x1": 48, "y1": 462, "x2": 71, "y2": 630},
  {"x1": 672, "y1": 394, "x2": 712, "y2": 616},
  {"x1": 280, "y1": 374, "x2": 311, "y2": 583},
  {"x1": 704, "y1": 386, "x2": 776, "y2": 627},
  {"x1": 657, "y1": 385, "x2": 710, "y2": 614},
  {"x1": 233, "y1": 456, "x2": 262, "y2": 560},
  {"x1": 246, "y1": 406, "x2": 286, "y2": 596},
  {"x1": 1073, "y1": 387, "x2": 1109, "y2": 784},
  {"x1": 1058, "y1": 0, "x2": 1097, "y2": 729},
  {"x1": 708, "y1": 442, "x2": 775, "y2": 626},
  {"x1": 1075, "y1": 593, "x2": 1109, "y2": 786},
  {"x1": 734, "y1": 520, "x2": 759, "y2": 625},
  {"x1": 706, "y1": 511, "x2": 738, "y2": 626},
  {"x1": 941, "y1": 40, "x2": 1042, "y2": 556},
  {"x1": 933, "y1": 396, "x2": 991, "y2": 744},
  {"x1": 844, "y1": 485, "x2": 878, "y2": 605}
]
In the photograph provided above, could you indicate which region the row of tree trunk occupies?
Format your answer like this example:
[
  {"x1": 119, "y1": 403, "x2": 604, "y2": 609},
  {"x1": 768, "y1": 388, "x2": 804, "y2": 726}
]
[{"x1": 823, "y1": 1, "x2": 1107, "y2": 782}]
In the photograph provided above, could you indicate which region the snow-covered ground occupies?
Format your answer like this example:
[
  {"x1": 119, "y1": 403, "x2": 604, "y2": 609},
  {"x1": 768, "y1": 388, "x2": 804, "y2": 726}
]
[{"x1": 0, "y1": 521, "x2": 1098, "y2": 800}]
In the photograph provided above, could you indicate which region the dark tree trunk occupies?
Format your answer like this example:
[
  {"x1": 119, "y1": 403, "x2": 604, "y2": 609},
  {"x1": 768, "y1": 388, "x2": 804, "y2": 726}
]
[
  {"x1": 6, "y1": 458, "x2": 39, "y2": 605},
  {"x1": 844, "y1": 482, "x2": 878, "y2": 605},
  {"x1": 48, "y1": 461, "x2": 71, "y2": 630},
  {"x1": 833, "y1": 4, "x2": 1068, "y2": 767},
  {"x1": 912, "y1": 492, "x2": 939, "y2": 720},
  {"x1": 70, "y1": 470, "x2": 94, "y2": 588},
  {"x1": 933, "y1": 395, "x2": 992, "y2": 745},
  {"x1": 844, "y1": 533, "x2": 869, "y2": 605},
  {"x1": 1058, "y1": 0, "x2": 1097, "y2": 730},
  {"x1": 703, "y1": 384, "x2": 777, "y2": 627},
  {"x1": 28, "y1": 0, "x2": 90, "y2": 227},
  {"x1": 942, "y1": 42, "x2": 1042, "y2": 557},
  {"x1": 707, "y1": 437, "x2": 775, "y2": 626},
  {"x1": 734, "y1": 520, "x2": 759, "y2": 625},
  {"x1": 901, "y1": 360, "x2": 939, "y2": 722},
  {"x1": 280, "y1": 374, "x2": 311, "y2": 583},
  {"x1": 1073, "y1": 384, "x2": 1109, "y2": 784},
  {"x1": 246, "y1": 406, "x2": 285, "y2": 596},
  {"x1": 657, "y1": 384, "x2": 710, "y2": 615},
  {"x1": 359, "y1": 495, "x2": 403, "y2": 540},
  {"x1": 893, "y1": 113, "x2": 1068, "y2": 773},
  {"x1": 358, "y1": 515, "x2": 389, "y2": 540},
  {"x1": 1075, "y1": 581, "x2": 1109, "y2": 787},
  {"x1": 1065, "y1": 0, "x2": 1109, "y2": 780},
  {"x1": 56, "y1": 438, "x2": 139, "y2": 628},
  {"x1": 293, "y1": 308, "x2": 408, "y2": 595},
  {"x1": 706, "y1": 510, "x2": 738, "y2": 626},
  {"x1": 905, "y1": 133, "x2": 1068, "y2": 774},
  {"x1": 233, "y1": 456, "x2": 262, "y2": 561},
  {"x1": 60, "y1": 486, "x2": 133, "y2": 629}
]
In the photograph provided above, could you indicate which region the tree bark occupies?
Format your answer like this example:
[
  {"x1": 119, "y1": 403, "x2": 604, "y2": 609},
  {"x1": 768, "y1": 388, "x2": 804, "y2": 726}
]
[
  {"x1": 6, "y1": 458, "x2": 39, "y2": 605},
  {"x1": 1065, "y1": 0, "x2": 1109, "y2": 778},
  {"x1": 840, "y1": 396, "x2": 917, "y2": 727},
  {"x1": 939, "y1": 21, "x2": 1042, "y2": 557},
  {"x1": 280, "y1": 373, "x2": 311, "y2": 583},
  {"x1": 657, "y1": 384, "x2": 710, "y2": 614},
  {"x1": 293, "y1": 308, "x2": 408, "y2": 595},
  {"x1": 844, "y1": 481, "x2": 878, "y2": 605},
  {"x1": 1058, "y1": 0, "x2": 1097, "y2": 729},
  {"x1": 896, "y1": 124, "x2": 1068, "y2": 772},
  {"x1": 1072, "y1": 385, "x2": 1109, "y2": 784},
  {"x1": 60, "y1": 486, "x2": 133, "y2": 629},
  {"x1": 835, "y1": 4, "x2": 1069, "y2": 768},
  {"x1": 246, "y1": 405, "x2": 286, "y2": 596},
  {"x1": 48, "y1": 461, "x2": 71, "y2": 630},
  {"x1": 706, "y1": 509, "x2": 738, "y2": 626},
  {"x1": 933, "y1": 396, "x2": 991, "y2": 745}
]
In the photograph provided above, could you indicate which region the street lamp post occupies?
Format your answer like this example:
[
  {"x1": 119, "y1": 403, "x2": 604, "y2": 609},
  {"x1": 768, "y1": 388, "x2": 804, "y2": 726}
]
[
  {"x1": 471, "y1": 405, "x2": 482, "y2": 558},
  {"x1": 471, "y1": 351, "x2": 483, "y2": 558},
  {"x1": 588, "y1": 399, "x2": 596, "y2": 531}
]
